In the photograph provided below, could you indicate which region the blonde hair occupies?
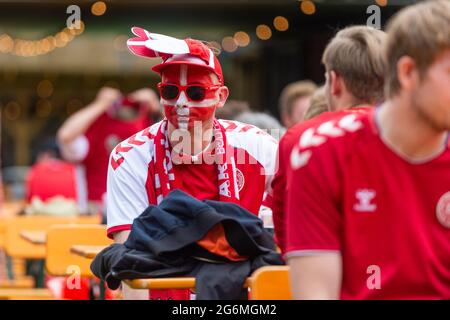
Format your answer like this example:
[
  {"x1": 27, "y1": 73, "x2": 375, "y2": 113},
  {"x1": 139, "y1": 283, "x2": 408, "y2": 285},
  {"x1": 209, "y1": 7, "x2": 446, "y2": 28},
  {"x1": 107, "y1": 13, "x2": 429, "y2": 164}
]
[
  {"x1": 385, "y1": 0, "x2": 450, "y2": 98},
  {"x1": 322, "y1": 25, "x2": 387, "y2": 104},
  {"x1": 304, "y1": 86, "x2": 329, "y2": 120},
  {"x1": 278, "y1": 80, "x2": 317, "y2": 116}
]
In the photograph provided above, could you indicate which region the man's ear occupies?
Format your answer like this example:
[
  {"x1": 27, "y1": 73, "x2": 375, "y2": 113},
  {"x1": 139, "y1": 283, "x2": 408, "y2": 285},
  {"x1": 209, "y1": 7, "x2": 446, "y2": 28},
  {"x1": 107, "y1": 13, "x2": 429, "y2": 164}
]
[
  {"x1": 281, "y1": 112, "x2": 292, "y2": 129},
  {"x1": 216, "y1": 86, "x2": 229, "y2": 108},
  {"x1": 330, "y1": 70, "x2": 342, "y2": 97},
  {"x1": 397, "y1": 56, "x2": 420, "y2": 92}
]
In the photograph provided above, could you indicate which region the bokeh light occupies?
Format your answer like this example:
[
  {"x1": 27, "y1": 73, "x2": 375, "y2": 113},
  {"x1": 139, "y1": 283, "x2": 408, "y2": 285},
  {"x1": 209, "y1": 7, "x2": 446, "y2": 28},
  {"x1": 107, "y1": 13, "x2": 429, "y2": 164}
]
[
  {"x1": 37, "y1": 80, "x2": 53, "y2": 98},
  {"x1": 91, "y1": 1, "x2": 107, "y2": 16},
  {"x1": 273, "y1": 16, "x2": 289, "y2": 32},
  {"x1": 301, "y1": 0, "x2": 316, "y2": 15},
  {"x1": 256, "y1": 24, "x2": 272, "y2": 40},
  {"x1": 233, "y1": 31, "x2": 250, "y2": 47},
  {"x1": 221, "y1": 36, "x2": 238, "y2": 53}
]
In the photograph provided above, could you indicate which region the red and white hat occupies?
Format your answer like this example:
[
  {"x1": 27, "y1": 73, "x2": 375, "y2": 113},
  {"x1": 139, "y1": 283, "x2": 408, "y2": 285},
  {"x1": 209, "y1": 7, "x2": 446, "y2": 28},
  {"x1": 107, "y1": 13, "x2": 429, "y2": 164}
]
[{"x1": 127, "y1": 27, "x2": 224, "y2": 84}]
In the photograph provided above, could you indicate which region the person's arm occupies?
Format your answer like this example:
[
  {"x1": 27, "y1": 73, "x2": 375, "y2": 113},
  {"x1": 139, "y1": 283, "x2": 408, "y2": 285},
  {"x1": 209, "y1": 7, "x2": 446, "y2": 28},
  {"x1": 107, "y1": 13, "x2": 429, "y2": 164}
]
[
  {"x1": 57, "y1": 87, "x2": 121, "y2": 145},
  {"x1": 270, "y1": 136, "x2": 287, "y2": 253},
  {"x1": 112, "y1": 230, "x2": 149, "y2": 300},
  {"x1": 288, "y1": 253, "x2": 342, "y2": 300},
  {"x1": 106, "y1": 135, "x2": 154, "y2": 300}
]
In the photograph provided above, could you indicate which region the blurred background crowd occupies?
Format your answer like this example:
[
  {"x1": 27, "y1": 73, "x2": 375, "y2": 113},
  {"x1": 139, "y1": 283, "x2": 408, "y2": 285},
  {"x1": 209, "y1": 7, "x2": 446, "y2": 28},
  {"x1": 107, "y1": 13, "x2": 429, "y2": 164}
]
[{"x1": 0, "y1": 0, "x2": 410, "y2": 214}]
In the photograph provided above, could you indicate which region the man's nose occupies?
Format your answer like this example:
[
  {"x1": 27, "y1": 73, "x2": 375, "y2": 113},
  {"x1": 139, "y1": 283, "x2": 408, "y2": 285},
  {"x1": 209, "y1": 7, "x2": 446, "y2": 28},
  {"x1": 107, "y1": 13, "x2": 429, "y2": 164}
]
[{"x1": 175, "y1": 91, "x2": 188, "y2": 108}]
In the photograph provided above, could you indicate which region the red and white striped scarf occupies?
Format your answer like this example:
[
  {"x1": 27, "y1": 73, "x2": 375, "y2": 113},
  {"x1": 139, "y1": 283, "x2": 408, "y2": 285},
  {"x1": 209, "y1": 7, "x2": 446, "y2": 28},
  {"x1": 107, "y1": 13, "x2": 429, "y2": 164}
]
[{"x1": 152, "y1": 119, "x2": 241, "y2": 205}]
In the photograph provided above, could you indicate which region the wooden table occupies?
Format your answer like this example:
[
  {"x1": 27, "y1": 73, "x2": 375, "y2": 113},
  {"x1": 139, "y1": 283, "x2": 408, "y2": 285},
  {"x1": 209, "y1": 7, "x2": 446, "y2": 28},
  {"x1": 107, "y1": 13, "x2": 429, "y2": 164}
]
[
  {"x1": 19, "y1": 230, "x2": 47, "y2": 245},
  {"x1": 70, "y1": 245, "x2": 106, "y2": 259}
]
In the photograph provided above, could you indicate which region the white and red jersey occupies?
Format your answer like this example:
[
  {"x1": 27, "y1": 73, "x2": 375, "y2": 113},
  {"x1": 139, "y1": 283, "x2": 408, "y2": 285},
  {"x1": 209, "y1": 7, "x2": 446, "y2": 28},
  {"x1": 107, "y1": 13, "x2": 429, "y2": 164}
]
[
  {"x1": 286, "y1": 108, "x2": 450, "y2": 299},
  {"x1": 106, "y1": 119, "x2": 278, "y2": 238}
]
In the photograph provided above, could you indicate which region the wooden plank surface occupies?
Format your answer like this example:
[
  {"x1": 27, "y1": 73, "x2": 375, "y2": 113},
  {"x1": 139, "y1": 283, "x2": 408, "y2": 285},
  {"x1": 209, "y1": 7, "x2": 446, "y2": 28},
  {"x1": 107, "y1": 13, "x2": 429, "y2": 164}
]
[
  {"x1": 19, "y1": 230, "x2": 46, "y2": 245},
  {"x1": 125, "y1": 277, "x2": 252, "y2": 290},
  {"x1": 70, "y1": 245, "x2": 106, "y2": 259}
]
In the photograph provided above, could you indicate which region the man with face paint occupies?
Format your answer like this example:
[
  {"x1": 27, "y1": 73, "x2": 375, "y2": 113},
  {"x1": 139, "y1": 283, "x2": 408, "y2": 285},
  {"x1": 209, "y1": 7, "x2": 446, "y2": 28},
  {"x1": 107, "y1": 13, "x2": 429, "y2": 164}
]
[{"x1": 106, "y1": 28, "x2": 278, "y2": 299}]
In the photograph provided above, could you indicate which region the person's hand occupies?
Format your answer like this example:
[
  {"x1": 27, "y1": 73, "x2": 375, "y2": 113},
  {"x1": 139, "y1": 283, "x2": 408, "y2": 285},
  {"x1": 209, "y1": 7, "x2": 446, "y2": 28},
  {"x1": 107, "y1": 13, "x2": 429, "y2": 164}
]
[
  {"x1": 95, "y1": 87, "x2": 122, "y2": 111},
  {"x1": 128, "y1": 88, "x2": 161, "y2": 115}
]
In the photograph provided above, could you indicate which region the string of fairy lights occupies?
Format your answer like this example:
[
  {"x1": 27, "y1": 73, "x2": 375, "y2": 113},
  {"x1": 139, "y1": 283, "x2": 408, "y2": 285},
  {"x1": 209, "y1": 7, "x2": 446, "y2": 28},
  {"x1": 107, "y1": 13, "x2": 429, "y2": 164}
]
[
  {"x1": 217, "y1": 0, "x2": 387, "y2": 53},
  {"x1": 1, "y1": 0, "x2": 388, "y2": 121},
  {"x1": 0, "y1": 1, "x2": 106, "y2": 57}
]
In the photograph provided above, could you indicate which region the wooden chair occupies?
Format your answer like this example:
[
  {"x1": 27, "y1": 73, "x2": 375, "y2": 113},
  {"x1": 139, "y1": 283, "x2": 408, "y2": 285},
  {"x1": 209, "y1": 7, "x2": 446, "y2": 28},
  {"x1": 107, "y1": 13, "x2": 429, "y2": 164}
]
[
  {"x1": 249, "y1": 266, "x2": 292, "y2": 300},
  {"x1": 1, "y1": 215, "x2": 100, "y2": 298},
  {"x1": 45, "y1": 224, "x2": 112, "y2": 277},
  {"x1": 4, "y1": 215, "x2": 101, "y2": 259}
]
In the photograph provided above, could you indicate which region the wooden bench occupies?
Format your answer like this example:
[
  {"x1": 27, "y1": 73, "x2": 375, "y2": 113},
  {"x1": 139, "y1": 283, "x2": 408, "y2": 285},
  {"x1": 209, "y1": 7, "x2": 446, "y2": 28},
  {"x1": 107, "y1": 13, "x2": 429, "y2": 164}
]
[
  {"x1": 0, "y1": 276, "x2": 35, "y2": 289},
  {"x1": 0, "y1": 288, "x2": 53, "y2": 300}
]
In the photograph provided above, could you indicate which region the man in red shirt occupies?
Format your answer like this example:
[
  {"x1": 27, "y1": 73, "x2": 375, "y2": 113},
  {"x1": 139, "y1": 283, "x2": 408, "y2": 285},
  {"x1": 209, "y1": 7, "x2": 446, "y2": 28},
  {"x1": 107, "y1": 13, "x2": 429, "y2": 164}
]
[
  {"x1": 107, "y1": 28, "x2": 278, "y2": 299},
  {"x1": 270, "y1": 25, "x2": 386, "y2": 253},
  {"x1": 26, "y1": 139, "x2": 78, "y2": 205},
  {"x1": 57, "y1": 87, "x2": 160, "y2": 215},
  {"x1": 286, "y1": 0, "x2": 450, "y2": 299}
]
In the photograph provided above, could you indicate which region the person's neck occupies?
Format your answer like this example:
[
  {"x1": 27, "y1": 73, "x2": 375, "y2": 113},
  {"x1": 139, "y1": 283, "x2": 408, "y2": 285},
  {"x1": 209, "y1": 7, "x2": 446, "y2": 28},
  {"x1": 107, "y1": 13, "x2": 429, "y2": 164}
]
[
  {"x1": 377, "y1": 97, "x2": 448, "y2": 162},
  {"x1": 168, "y1": 118, "x2": 214, "y2": 156},
  {"x1": 334, "y1": 93, "x2": 365, "y2": 111}
]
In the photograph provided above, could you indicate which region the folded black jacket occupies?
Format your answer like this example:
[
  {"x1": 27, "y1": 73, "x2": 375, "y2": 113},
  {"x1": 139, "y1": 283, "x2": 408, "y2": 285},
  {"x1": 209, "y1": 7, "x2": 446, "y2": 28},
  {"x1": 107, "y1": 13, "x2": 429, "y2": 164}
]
[{"x1": 91, "y1": 189, "x2": 283, "y2": 300}]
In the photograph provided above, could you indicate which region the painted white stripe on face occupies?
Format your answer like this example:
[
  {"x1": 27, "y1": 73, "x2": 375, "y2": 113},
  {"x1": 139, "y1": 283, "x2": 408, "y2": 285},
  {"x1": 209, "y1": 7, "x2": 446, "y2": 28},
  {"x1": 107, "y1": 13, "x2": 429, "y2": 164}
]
[
  {"x1": 176, "y1": 107, "x2": 189, "y2": 116},
  {"x1": 175, "y1": 91, "x2": 189, "y2": 108},
  {"x1": 161, "y1": 97, "x2": 219, "y2": 108},
  {"x1": 180, "y1": 65, "x2": 188, "y2": 86}
]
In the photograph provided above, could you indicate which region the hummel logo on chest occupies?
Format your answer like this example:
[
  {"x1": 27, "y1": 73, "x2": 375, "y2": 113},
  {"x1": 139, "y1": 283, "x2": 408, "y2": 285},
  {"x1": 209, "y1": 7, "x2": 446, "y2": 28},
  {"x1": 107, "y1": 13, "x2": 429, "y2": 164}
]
[{"x1": 354, "y1": 189, "x2": 377, "y2": 212}]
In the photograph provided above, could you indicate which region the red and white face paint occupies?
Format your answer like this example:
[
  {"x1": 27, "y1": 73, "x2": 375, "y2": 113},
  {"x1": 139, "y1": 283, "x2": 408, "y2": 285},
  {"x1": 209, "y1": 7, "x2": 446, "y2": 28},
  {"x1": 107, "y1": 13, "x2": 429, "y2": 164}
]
[{"x1": 161, "y1": 64, "x2": 220, "y2": 130}]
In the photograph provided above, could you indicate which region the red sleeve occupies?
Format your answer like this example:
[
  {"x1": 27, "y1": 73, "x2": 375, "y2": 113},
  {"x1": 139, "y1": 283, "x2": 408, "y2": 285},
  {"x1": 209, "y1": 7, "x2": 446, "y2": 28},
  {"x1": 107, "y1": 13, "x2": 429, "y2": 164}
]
[
  {"x1": 270, "y1": 139, "x2": 288, "y2": 253},
  {"x1": 285, "y1": 141, "x2": 342, "y2": 256}
]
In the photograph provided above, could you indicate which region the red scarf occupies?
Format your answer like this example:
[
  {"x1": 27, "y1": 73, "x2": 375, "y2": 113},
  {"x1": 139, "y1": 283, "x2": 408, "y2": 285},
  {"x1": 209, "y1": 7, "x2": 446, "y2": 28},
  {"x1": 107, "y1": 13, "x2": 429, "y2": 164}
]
[{"x1": 152, "y1": 119, "x2": 240, "y2": 205}]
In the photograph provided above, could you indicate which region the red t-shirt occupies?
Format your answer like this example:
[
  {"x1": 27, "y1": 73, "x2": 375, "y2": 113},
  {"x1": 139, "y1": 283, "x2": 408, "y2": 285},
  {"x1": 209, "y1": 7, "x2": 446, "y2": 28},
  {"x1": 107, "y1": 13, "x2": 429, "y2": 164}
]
[
  {"x1": 270, "y1": 108, "x2": 368, "y2": 253},
  {"x1": 26, "y1": 159, "x2": 78, "y2": 202},
  {"x1": 83, "y1": 113, "x2": 151, "y2": 201},
  {"x1": 285, "y1": 108, "x2": 450, "y2": 299},
  {"x1": 270, "y1": 111, "x2": 336, "y2": 253}
]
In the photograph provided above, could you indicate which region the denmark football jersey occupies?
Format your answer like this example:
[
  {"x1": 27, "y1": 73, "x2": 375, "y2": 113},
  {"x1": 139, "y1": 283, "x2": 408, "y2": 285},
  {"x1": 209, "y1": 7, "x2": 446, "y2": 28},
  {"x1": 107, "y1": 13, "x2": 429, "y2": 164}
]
[
  {"x1": 270, "y1": 110, "x2": 352, "y2": 253},
  {"x1": 107, "y1": 119, "x2": 278, "y2": 237},
  {"x1": 285, "y1": 108, "x2": 450, "y2": 299},
  {"x1": 26, "y1": 159, "x2": 78, "y2": 202}
]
